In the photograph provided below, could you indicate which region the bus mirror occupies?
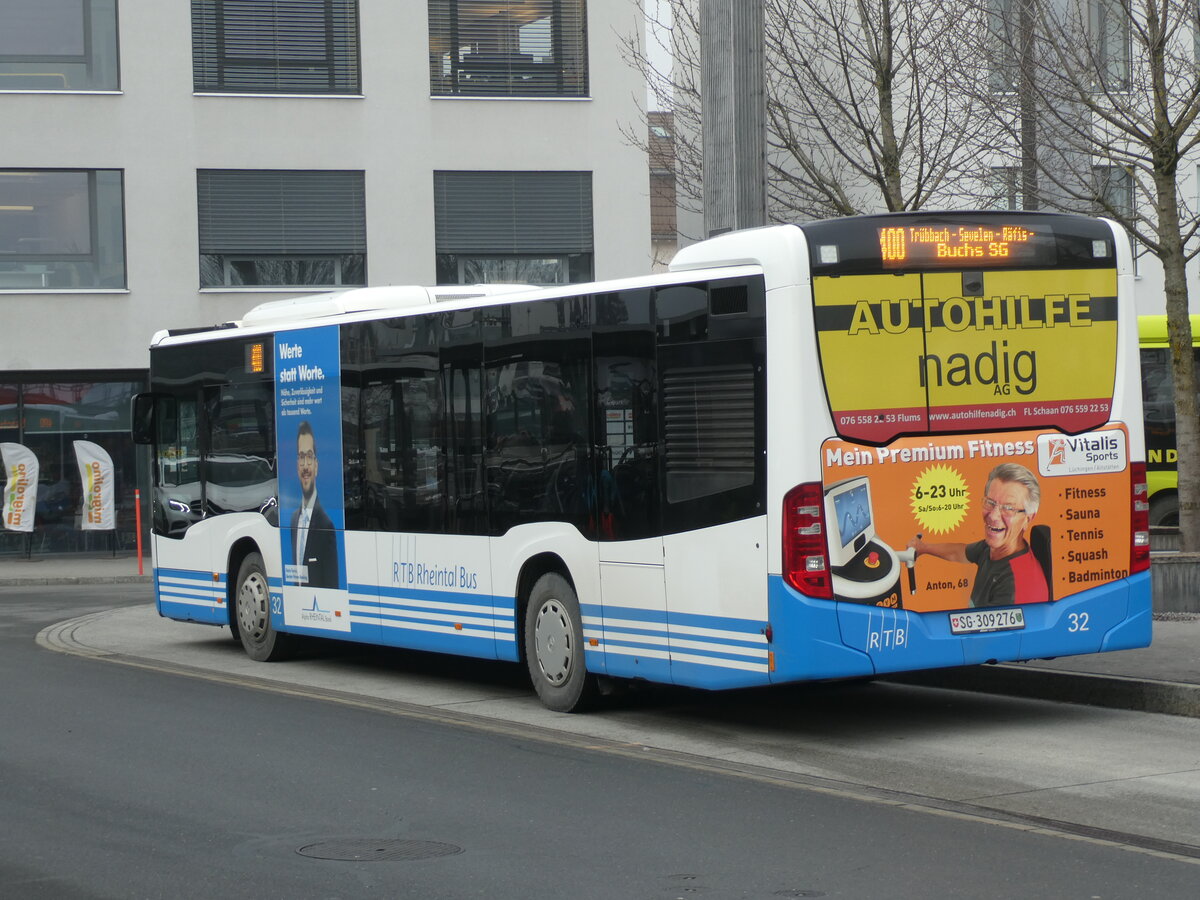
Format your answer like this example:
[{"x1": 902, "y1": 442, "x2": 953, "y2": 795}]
[
  {"x1": 131, "y1": 394, "x2": 156, "y2": 444},
  {"x1": 131, "y1": 393, "x2": 175, "y2": 446}
]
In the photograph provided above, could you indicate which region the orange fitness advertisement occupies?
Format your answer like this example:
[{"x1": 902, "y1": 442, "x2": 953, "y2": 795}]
[{"x1": 820, "y1": 425, "x2": 1131, "y2": 612}]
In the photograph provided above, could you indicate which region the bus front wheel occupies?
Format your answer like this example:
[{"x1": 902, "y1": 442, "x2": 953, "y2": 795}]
[
  {"x1": 235, "y1": 552, "x2": 294, "y2": 662},
  {"x1": 524, "y1": 573, "x2": 596, "y2": 713}
]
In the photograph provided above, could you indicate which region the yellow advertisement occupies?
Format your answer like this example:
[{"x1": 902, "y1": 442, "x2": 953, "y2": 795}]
[
  {"x1": 821, "y1": 426, "x2": 1131, "y2": 612},
  {"x1": 814, "y1": 269, "x2": 1119, "y2": 443}
]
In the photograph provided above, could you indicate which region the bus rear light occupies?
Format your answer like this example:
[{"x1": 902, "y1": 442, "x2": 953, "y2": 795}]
[
  {"x1": 783, "y1": 482, "x2": 833, "y2": 599},
  {"x1": 1131, "y1": 462, "x2": 1150, "y2": 574}
]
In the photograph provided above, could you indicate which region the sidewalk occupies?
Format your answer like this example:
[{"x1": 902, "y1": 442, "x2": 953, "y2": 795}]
[
  {"x1": 0, "y1": 554, "x2": 151, "y2": 586},
  {"x1": 3, "y1": 554, "x2": 1198, "y2": 717}
]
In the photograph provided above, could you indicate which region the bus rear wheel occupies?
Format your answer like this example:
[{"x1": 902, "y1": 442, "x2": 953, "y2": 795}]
[
  {"x1": 524, "y1": 573, "x2": 596, "y2": 713},
  {"x1": 235, "y1": 552, "x2": 294, "y2": 662}
]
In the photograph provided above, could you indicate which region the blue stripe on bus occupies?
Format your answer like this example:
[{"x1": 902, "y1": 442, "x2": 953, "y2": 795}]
[
  {"x1": 600, "y1": 635, "x2": 763, "y2": 666},
  {"x1": 374, "y1": 609, "x2": 514, "y2": 630},
  {"x1": 583, "y1": 602, "x2": 764, "y2": 635},
  {"x1": 154, "y1": 567, "x2": 229, "y2": 626},
  {"x1": 156, "y1": 566, "x2": 221, "y2": 583},
  {"x1": 158, "y1": 598, "x2": 227, "y2": 626},
  {"x1": 372, "y1": 584, "x2": 506, "y2": 610},
  {"x1": 597, "y1": 622, "x2": 766, "y2": 652},
  {"x1": 578, "y1": 601, "x2": 772, "y2": 688},
  {"x1": 159, "y1": 588, "x2": 221, "y2": 604}
]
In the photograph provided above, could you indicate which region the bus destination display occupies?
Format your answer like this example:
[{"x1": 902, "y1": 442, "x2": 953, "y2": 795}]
[{"x1": 879, "y1": 223, "x2": 1053, "y2": 268}]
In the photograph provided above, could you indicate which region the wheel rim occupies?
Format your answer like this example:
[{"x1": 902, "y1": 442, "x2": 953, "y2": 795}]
[
  {"x1": 533, "y1": 599, "x2": 573, "y2": 686},
  {"x1": 237, "y1": 570, "x2": 270, "y2": 643}
]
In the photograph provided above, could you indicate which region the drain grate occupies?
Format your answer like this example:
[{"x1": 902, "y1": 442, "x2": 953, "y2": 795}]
[{"x1": 297, "y1": 839, "x2": 464, "y2": 862}]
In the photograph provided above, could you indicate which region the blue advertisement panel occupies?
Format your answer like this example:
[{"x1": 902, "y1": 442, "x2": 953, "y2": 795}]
[{"x1": 274, "y1": 326, "x2": 350, "y2": 631}]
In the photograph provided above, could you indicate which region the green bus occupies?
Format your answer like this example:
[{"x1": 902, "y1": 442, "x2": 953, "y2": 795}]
[{"x1": 1139, "y1": 314, "x2": 1200, "y2": 526}]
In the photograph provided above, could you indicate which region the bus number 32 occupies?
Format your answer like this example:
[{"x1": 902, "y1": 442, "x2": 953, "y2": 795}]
[{"x1": 1068, "y1": 612, "x2": 1090, "y2": 632}]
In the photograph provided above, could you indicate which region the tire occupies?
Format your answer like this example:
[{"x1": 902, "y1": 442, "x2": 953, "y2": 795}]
[
  {"x1": 524, "y1": 572, "x2": 596, "y2": 713},
  {"x1": 1149, "y1": 494, "x2": 1179, "y2": 528},
  {"x1": 234, "y1": 552, "x2": 294, "y2": 662}
]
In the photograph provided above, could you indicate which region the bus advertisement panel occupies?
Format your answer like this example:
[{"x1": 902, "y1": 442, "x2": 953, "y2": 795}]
[
  {"x1": 274, "y1": 325, "x2": 349, "y2": 628},
  {"x1": 820, "y1": 426, "x2": 1130, "y2": 613}
]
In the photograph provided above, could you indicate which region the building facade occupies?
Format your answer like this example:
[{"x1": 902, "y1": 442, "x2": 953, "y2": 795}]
[{"x1": 0, "y1": 0, "x2": 650, "y2": 557}]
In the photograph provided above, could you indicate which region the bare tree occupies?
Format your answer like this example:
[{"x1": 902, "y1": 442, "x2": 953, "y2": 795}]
[
  {"x1": 765, "y1": 0, "x2": 990, "y2": 217},
  {"x1": 620, "y1": 0, "x2": 706, "y2": 237},
  {"x1": 620, "y1": 0, "x2": 989, "y2": 225},
  {"x1": 970, "y1": 0, "x2": 1200, "y2": 548}
]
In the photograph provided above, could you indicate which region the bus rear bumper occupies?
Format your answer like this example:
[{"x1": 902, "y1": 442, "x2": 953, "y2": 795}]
[{"x1": 767, "y1": 571, "x2": 1152, "y2": 682}]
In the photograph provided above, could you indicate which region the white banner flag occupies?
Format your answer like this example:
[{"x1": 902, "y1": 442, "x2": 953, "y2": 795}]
[
  {"x1": 74, "y1": 440, "x2": 115, "y2": 531},
  {"x1": 1, "y1": 442, "x2": 39, "y2": 533}
]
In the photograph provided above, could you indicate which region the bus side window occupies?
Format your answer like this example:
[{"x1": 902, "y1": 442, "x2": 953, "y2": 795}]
[
  {"x1": 445, "y1": 359, "x2": 486, "y2": 535},
  {"x1": 1140, "y1": 348, "x2": 1173, "y2": 422},
  {"x1": 594, "y1": 288, "x2": 658, "y2": 540},
  {"x1": 485, "y1": 298, "x2": 593, "y2": 536},
  {"x1": 201, "y1": 382, "x2": 277, "y2": 521},
  {"x1": 655, "y1": 277, "x2": 766, "y2": 535}
]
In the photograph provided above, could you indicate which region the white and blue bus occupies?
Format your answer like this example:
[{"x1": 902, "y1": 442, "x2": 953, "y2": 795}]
[{"x1": 133, "y1": 212, "x2": 1151, "y2": 711}]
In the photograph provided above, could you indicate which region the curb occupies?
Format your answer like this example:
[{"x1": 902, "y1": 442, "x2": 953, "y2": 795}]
[
  {"x1": 0, "y1": 576, "x2": 153, "y2": 587},
  {"x1": 889, "y1": 665, "x2": 1200, "y2": 718}
]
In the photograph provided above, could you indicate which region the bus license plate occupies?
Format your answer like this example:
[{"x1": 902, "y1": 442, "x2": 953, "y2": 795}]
[{"x1": 949, "y1": 608, "x2": 1026, "y2": 634}]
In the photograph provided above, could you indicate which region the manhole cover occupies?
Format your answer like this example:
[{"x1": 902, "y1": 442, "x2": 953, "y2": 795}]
[{"x1": 297, "y1": 839, "x2": 463, "y2": 862}]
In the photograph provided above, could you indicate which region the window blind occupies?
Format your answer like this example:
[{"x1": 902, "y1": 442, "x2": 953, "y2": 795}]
[
  {"x1": 192, "y1": 0, "x2": 361, "y2": 93},
  {"x1": 197, "y1": 169, "x2": 366, "y2": 254},
  {"x1": 433, "y1": 171, "x2": 593, "y2": 254}
]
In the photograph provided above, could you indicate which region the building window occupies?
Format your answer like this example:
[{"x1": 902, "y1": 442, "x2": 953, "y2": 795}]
[
  {"x1": 1093, "y1": 165, "x2": 1133, "y2": 218},
  {"x1": 428, "y1": 0, "x2": 588, "y2": 98},
  {"x1": 987, "y1": 165, "x2": 1023, "y2": 210},
  {"x1": 434, "y1": 171, "x2": 593, "y2": 285},
  {"x1": 197, "y1": 169, "x2": 366, "y2": 288},
  {"x1": 0, "y1": 169, "x2": 126, "y2": 290},
  {"x1": 192, "y1": 0, "x2": 361, "y2": 94},
  {"x1": 986, "y1": 0, "x2": 1020, "y2": 93},
  {"x1": 1090, "y1": 0, "x2": 1130, "y2": 91},
  {"x1": 0, "y1": 0, "x2": 119, "y2": 91}
]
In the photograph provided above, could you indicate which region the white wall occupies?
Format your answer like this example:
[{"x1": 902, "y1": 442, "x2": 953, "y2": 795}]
[{"x1": 0, "y1": 0, "x2": 650, "y2": 371}]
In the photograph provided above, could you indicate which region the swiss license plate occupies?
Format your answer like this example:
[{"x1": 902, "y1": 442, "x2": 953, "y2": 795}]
[{"x1": 949, "y1": 608, "x2": 1026, "y2": 635}]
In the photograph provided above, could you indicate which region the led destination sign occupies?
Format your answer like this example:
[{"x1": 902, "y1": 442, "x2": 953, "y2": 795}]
[{"x1": 878, "y1": 223, "x2": 1055, "y2": 268}]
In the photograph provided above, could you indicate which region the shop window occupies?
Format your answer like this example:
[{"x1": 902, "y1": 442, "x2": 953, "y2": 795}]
[{"x1": 0, "y1": 376, "x2": 145, "y2": 556}]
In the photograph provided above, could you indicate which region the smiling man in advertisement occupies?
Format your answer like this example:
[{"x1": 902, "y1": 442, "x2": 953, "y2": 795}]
[
  {"x1": 906, "y1": 462, "x2": 1049, "y2": 608},
  {"x1": 292, "y1": 420, "x2": 339, "y2": 588}
]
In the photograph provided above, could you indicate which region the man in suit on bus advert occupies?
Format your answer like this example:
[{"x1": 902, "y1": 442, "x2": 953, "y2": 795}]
[
  {"x1": 907, "y1": 462, "x2": 1050, "y2": 608},
  {"x1": 292, "y1": 419, "x2": 339, "y2": 589}
]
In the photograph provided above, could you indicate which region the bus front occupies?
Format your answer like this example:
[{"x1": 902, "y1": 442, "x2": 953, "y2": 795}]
[{"x1": 776, "y1": 211, "x2": 1150, "y2": 680}]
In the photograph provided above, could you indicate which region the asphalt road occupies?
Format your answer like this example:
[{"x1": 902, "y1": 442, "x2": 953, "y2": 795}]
[{"x1": 3, "y1": 584, "x2": 1200, "y2": 898}]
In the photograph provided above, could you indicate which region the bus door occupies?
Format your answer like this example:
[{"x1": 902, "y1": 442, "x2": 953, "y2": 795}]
[{"x1": 593, "y1": 293, "x2": 671, "y2": 682}]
